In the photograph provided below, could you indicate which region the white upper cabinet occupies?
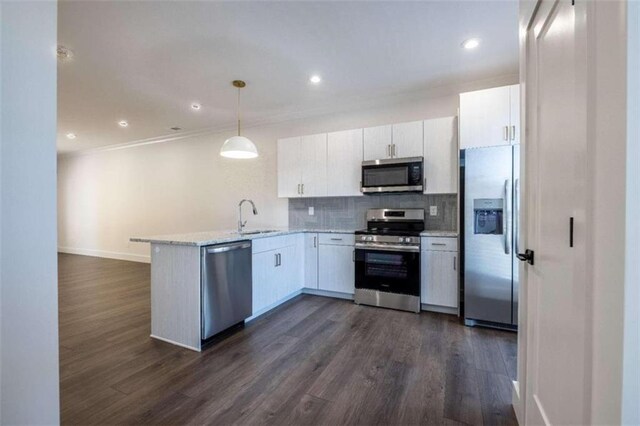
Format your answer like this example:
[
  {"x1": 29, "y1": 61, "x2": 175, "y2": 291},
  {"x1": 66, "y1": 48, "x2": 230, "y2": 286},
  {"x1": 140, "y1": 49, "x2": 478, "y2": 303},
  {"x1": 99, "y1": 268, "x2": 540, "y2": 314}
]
[
  {"x1": 363, "y1": 125, "x2": 392, "y2": 161},
  {"x1": 277, "y1": 133, "x2": 327, "y2": 198},
  {"x1": 277, "y1": 136, "x2": 302, "y2": 198},
  {"x1": 327, "y1": 129, "x2": 363, "y2": 196},
  {"x1": 300, "y1": 133, "x2": 328, "y2": 197},
  {"x1": 423, "y1": 116, "x2": 458, "y2": 194},
  {"x1": 392, "y1": 120, "x2": 424, "y2": 158},
  {"x1": 460, "y1": 85, "x2": 520, "y2": 149}
]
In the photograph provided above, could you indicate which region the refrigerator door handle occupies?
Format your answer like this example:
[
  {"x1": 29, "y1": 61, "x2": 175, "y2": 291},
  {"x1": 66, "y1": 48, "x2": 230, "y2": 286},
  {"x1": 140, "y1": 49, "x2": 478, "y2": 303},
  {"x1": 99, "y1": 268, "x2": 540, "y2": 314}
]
[
  {"x1": 504, "y1": 179, "x2": 510, "y2": 255},
  {"x1": 515, "y1": 178, "x2": 519, "y2": 254}
]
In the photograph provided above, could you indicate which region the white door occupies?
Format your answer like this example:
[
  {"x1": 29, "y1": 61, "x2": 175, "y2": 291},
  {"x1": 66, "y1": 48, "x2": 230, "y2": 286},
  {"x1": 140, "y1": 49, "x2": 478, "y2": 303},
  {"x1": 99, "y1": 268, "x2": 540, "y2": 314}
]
[
  {"x1": 392, "y1": 120, "x2": 423, "y2": 158},
  {"x1": 300, "y1": 133, "x2": 327, "y2": 197},
  {"x1": 327, "y1": 129, "x2": 363, "y2": 196},
  {"x1": 459, "y1": 85, "x2": 511, "y2": 149},
  {"x1": 524, "y1": 1, "x2": 588, "y2": 424},
  {"x1": 318, "y1": 244, "x2": 355, "y2": 294},
  {"x1": 304, "y1": 233, "x2": 319, "y2": 289},
  {"x1": 423, "y1": 116, "x2": 458, "y2": 194},
  {"x1": 509, "y1": 84, "x2": 521, "y2": 145},
  {"x1": 421, "y1": 250, "x2": 458, "y2": 308},
  {"x1": 277, "y1": 136, "x2": 301, "y2": 198},
  {"x1": 363, "y1": 124, "x2": 392, "y2": 161}
]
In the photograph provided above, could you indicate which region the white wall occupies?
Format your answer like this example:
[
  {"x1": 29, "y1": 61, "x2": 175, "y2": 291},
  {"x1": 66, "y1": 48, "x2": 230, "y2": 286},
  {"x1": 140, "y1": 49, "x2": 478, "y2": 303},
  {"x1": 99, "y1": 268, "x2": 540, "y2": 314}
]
[
  {"x1": 58, "y1": 75, "x2": 516, "y2": 262},
  {"x1": 1, "y1": 2, "x2": 60, "y2": 425}
]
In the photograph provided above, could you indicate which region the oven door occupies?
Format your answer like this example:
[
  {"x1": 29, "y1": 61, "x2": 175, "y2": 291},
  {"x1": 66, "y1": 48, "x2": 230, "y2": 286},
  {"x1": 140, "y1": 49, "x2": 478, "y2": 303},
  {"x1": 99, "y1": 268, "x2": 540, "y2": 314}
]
[
  {"x1": 361, "y1": 158, "x2": 423, "y2": 193},
  {"x1": 355, "y1": 246, "x2": 420, "y2": 296}
]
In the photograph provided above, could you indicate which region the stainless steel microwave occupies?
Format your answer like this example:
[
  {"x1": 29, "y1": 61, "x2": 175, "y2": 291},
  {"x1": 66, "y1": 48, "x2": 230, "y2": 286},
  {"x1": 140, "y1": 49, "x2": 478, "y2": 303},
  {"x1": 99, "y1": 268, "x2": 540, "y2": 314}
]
[{"x1": 361, "y1": 157, "x2": 424, "y2": 194}]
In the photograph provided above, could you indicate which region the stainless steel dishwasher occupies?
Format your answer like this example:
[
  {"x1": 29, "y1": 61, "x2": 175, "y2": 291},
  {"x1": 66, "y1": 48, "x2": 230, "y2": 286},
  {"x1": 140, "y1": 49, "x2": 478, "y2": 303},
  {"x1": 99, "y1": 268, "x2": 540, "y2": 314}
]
[{"x1": 201, "y1": 241, "x2": 252, "y2": 341}]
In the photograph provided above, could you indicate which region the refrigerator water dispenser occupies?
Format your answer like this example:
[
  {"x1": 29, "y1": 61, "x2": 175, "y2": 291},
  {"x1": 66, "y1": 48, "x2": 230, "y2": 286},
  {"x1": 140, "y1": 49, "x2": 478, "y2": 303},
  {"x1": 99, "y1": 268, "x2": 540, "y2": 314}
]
[{"x1": 473, "y1": 199, "x2": 503, "y2": 235}]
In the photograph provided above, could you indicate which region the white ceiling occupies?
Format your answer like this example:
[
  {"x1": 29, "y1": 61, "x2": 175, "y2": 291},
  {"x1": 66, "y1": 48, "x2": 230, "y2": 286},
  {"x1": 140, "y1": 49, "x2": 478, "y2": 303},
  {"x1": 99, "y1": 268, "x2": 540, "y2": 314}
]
[{"x1": 57, "y1": 1, "x2": 518, "y2": 153}]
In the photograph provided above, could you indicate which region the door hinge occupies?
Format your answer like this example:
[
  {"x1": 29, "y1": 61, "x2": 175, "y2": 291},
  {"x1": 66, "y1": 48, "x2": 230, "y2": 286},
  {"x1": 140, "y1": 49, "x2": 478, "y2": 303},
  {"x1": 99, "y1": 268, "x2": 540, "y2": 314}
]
[{"x1": 516, "y1": 249, "x2": 535, "y2": 266}]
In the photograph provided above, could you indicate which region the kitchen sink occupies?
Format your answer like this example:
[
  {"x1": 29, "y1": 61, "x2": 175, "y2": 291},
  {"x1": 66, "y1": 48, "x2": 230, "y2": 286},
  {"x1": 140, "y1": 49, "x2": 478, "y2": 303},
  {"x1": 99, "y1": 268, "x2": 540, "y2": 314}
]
[{"x1": 240, "y1": 229, "x2": 279, "y2": 235}]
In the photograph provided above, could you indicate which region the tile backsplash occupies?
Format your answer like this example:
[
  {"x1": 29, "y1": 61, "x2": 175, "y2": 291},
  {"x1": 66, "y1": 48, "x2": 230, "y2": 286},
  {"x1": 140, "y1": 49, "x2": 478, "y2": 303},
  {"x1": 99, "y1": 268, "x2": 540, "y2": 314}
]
[{"x1": 289, "y1": 193, "x2": 457, "y2": 231}]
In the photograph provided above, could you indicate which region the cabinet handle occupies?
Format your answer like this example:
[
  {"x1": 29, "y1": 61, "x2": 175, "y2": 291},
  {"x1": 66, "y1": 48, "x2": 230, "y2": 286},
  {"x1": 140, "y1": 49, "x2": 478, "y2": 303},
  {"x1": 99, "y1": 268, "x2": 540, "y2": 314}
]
[
  {"x1": 301, "y1": 183, "x2": 304, "y2": 195},
  {"x1": 387, "y1": 144, "x2": 391, "y2": 157},
  {"x1": 353, "y1": 249, "x2": 355, "y2": 262},
  {"x1": 313, "y1": 236, "x2": 317, "y2": 248},
  {"x1": 511, "y1": 125, "x2": 516, "y2": 141},
  {"x1": 297, "y1": 184, "x2": 300, "y2": 195},
  {"x1": 392, "y1": 144, "x2": 396, "y2": 157},
  {"x1": 503, "y1": 126, "x2": 509, "y2": 141},
  {"x1": 431, "y1": 243, "x2": 446, "y2": 246},
  {"x1": 330, "y1": 238, "x2": 343, "y2": 241},
  {"x1": 274, "y1": 253, "x2": 279, "y2": 267},
  {"x1": 453, "y1": 256, "x2": 457, "y2": 271}
]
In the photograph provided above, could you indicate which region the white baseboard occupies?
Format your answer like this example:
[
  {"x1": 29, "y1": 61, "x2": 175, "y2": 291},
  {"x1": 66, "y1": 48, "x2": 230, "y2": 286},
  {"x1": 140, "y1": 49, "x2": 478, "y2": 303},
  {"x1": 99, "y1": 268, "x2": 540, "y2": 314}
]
[
  {"x1": 302, "y1": 288, "x2": 354, "y2": 300},
  {"x1": 150, "y1": 334, "x2": 201, "y2": 352},
  {"x1": 421, "y1": 303, "x2": 458, "y2": 315},
  {"x1": 58, "y1": 246, "x2": 150, "y2": 263}
]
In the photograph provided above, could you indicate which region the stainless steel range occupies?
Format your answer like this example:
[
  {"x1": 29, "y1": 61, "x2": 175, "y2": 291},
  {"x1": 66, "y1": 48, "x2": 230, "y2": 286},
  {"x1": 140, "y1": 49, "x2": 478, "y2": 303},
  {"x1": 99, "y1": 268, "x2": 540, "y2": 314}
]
[{"x1": 354, "y1": 208, "x2": 425, "y2": 313}]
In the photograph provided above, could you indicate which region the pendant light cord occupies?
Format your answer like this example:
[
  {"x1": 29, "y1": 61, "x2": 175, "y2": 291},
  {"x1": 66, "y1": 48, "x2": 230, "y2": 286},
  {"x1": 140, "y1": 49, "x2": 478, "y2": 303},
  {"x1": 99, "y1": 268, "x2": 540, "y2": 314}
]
[{"x1": 237, "y1": 86, "x2": 241, "y2": 136}]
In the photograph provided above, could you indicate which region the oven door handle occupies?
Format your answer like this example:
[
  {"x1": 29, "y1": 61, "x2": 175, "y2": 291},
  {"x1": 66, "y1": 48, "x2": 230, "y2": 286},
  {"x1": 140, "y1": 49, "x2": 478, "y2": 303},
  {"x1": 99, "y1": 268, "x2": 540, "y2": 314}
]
[{"x1": 355, "y1": 243, "x2": 420, "y2": 253}]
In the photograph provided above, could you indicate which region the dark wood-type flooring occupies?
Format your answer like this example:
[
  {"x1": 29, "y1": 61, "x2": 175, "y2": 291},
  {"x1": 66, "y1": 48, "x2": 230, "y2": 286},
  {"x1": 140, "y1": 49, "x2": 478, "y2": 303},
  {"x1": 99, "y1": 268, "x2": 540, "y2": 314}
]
[{"x1": 59, "y1": 253, "x2": 518, "y2": 425}]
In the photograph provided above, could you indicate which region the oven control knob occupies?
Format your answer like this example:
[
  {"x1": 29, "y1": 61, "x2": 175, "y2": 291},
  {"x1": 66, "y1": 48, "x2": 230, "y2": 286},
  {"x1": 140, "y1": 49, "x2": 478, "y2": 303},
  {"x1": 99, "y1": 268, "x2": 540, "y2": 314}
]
[
  {"x1": 405, "y1": 237, "x2": 412, "y2": 243},
  {"x1": 367, "y1": 236, "x2": 374, "y2": 241},
  {"x1": 361, "y1": 236, "x2": 366, "y2": 241}
]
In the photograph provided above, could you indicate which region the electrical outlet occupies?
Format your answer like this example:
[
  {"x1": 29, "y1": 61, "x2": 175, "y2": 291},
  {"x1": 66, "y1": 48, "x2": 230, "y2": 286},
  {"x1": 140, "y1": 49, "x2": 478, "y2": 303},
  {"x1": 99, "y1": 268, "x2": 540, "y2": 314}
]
[
  {"x1": 308, "y1": 206, "x2": 314, "y2": 216},
  {"x1": 429, "y1": 205, "x2": 438, "y2": 216}
]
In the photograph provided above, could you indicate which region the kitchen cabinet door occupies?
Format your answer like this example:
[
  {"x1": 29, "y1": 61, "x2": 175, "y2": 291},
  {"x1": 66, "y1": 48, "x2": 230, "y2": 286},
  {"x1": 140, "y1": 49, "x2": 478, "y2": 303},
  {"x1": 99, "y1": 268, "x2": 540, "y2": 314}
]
[
  {"x1": 318, "y1": 244, "x2": 355, "y2": 294},
  {"x1": 459, "y1": 86, "x2": 511, "y2": 149},
  {"x1": 421, "y1": 249, "x2": 458, "y2": 308},
  {"x1": 277, "y1": 136, "x2": 302, "y2": 198},
  {"x1": 327, "y1": 129, "x2": 363, "y2": 196},
  {"x1": 252, "y1": 249, "x2": 278, "y2": 314},
  {"x1": 304, "y1": 233, "x2": 319, "y2": 289},
  {"x1": 423, "y1": 116, "x2": 458, "y2": 194},
  {"x1": 392, "y1": 120, "x2": 423, "y2": 158},
  {"x1": 509, "y1": 84, "x2": 520, "y2": 145},
  {"x1": 363, "y1": 125, "x2": 392, "y2": 161},
  {"x1": 300, "y1": 133, "x2": 328, "y2": 197},
  {"x1": 280, "y1": 238, "x2": 304, "y2": 296}
]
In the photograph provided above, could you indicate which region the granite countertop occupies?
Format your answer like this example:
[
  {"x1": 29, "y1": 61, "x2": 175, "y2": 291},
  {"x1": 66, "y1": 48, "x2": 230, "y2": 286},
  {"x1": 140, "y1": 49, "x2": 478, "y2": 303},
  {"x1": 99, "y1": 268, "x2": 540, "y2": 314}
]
[{"x1": 130, "y1": 228, "x2": 357, "y2": 247}]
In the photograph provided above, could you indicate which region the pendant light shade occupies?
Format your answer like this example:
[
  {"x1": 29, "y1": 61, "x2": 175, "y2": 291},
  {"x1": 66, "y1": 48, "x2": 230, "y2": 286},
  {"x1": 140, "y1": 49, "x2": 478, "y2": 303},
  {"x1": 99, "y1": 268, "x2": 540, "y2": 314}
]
[
  {"x1": 220, "y1": 80, "x2": 258, "y2": 159},
  {"x1": 220, "y1": 135, "x2": 258, "y2": 159}
]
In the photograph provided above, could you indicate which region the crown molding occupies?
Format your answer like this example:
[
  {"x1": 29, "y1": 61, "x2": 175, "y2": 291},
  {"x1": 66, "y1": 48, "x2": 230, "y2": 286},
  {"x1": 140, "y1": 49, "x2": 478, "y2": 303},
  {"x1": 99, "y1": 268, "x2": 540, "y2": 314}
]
[{"x1": 58, "y1": 72, "x2": 518, "y2": 158}]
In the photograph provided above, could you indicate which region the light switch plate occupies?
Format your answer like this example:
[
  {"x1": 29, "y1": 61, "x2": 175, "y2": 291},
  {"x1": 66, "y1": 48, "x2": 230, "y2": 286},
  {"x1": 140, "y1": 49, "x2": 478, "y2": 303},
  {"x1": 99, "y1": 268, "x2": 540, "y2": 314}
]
[
  {"x1": 308, "y1": 206, "x2": 314, "y2": 216},
  {"x1": 429, "y1": 205, "x2": 438, "y2": 216}
]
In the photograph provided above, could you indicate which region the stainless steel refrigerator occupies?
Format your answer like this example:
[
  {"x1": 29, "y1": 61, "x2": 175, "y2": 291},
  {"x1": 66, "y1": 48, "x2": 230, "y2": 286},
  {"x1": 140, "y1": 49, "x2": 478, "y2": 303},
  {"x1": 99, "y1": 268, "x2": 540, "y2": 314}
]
[{"x1": 463, "y1": 144, "x2": 519, "y2": 329}]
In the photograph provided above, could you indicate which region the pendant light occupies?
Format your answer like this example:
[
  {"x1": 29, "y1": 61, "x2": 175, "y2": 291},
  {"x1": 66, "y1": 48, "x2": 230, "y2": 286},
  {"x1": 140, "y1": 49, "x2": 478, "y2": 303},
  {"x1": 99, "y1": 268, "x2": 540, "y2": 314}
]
[{"x1": 220, "y1": 80, "x2": 258, "y2": 159}]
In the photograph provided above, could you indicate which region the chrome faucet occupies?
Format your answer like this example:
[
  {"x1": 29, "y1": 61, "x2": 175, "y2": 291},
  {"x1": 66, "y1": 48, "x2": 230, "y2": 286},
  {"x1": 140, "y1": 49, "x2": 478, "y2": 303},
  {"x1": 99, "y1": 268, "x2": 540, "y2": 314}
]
[{"x1": 238, "y1": 199, "x2": 258, "y2": 234}]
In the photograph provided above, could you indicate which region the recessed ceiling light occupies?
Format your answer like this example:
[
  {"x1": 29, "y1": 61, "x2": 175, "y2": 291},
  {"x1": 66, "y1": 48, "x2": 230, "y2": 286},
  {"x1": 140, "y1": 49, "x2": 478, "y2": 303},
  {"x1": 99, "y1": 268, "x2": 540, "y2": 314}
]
[
  {"x1": 65, "y1": 133, "x2": 76, "y2": 140},
  {"x1": 462, "y1": 38, "x2": 480, "y2": 50},
  {"x1": 118, "y1": 120, "x2": 129, "y2": 128},
  {"x1": 309, "y1": 75, "x2": 322, "y2": 84},
  {"x1": 191, "y1": 103, "x2": 201, "y2": 110}
]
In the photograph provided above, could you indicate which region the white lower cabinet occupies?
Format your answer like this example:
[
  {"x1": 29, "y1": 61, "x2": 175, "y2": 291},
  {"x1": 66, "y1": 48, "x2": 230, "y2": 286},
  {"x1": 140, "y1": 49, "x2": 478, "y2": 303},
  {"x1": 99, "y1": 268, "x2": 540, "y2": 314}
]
[
  {"x1": 421, "y1": 237, "x2": 459, "y2": 309},
  {"x1": 304, "y1": 233, "x2": 319, "y2": 289},
  {"x1": 252, "y1": 236, "x2": 303, "y2": 315},
  {"x1": 318, "y1": 236, "x2": 355, "y2": 295}
]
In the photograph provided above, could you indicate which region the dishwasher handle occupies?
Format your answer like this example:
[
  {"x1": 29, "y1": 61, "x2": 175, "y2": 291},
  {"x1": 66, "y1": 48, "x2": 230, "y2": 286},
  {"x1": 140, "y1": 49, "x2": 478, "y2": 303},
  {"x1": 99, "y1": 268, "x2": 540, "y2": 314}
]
[{"x1": 206, "y1": 242, "x2": 251, "y2": 254}]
